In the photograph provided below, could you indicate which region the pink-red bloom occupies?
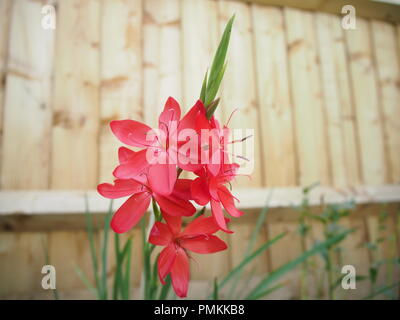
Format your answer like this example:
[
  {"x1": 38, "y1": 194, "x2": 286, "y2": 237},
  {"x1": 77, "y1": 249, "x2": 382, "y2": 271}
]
[
  {"x1": 111, "y1": 97, "x2": 183, "y2": 196},
  {"x1": 191, "y1": 163, "x2": 244, "y2": 233},
  {"x1": 97, "y1": 94, "x2": 248, "y2": 298},
  {"x1": 149, "y1": 214, "x2": 228, "y2": 297},
  {"x1": 98, "y1": 147, "x2": 195, "y2": 233}
]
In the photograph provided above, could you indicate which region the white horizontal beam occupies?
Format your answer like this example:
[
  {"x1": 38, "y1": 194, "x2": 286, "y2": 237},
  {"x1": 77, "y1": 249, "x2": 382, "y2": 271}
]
[{"x1": 0, "y1": 185, "x2": 399, "y2": 216}]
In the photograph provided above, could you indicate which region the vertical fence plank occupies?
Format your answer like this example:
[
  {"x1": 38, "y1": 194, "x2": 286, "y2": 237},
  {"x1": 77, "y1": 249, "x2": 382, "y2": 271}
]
[
  {"x1": 1, "y1": 0, "x2": 54, "y2": 189},
  {"x1": 345, "y1": 18, "x2": 387, "y2": 185},
  {"x1": 251, "y1": 5, "x2": 296, "y2": 187},
  {"x1": 284, "y1": 7, "x2": 330, "y2": 187},
  {"x1": 217, "y1": 0, "x2": 263, "y2": 188},
  {"x1": 49, "y1": 0, "x2": 101, "y2": 291},
  {"x1": 340, "y1": 216, "x2": 371, "y2": 298},
  {"x1": 315, "y1": 13, "x2": 361, "y2": 187},
  {"x1": 0, "y1": 0, "x2": 12, "y2": 178},
  {"x1": 0, "y1": 232, "x2": 47, "y2": 296},
  {"x1": 181, "y1": 0, "x2": 218, "y2": 181},
  {"x1": 267, "y1": 221, "x2": 302, "y2": 299},
  {"x1": 181, "y1": 0, "x2": 218, "y2": 111},
  {"x1": 99, "y1": 0, "x2": 143, "y2": 183},
  {"x1": 51, "y1": 0, "x2": 100, "y2": 189},
  {"x1": 371, "y1": 20, "x2": 400, "y2": 184},
  {"x1": 143, "y1": 0, "x2": 182, "y2": 127}
]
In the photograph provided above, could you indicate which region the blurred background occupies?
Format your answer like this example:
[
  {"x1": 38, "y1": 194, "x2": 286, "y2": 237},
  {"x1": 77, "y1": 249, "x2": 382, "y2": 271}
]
[{"x1": 0, "y1": 0, "x2": 399, "y2": 299}]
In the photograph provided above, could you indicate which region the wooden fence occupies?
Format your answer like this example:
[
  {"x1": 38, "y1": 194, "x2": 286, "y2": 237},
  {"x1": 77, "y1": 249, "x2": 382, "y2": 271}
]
[{"x1": 0, "y1": 0, "x2": 399, "y2": 299}]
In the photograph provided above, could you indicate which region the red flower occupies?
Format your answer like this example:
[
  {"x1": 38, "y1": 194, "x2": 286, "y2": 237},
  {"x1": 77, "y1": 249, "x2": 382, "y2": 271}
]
[
  {"x1": 149, "y1": 214, "x2": 228, "y2": 297},
  {"x1": 110, "y1": 97, "x2": 183, "y2": 196},
  {"x1": 97, "y1": 147, "x2": 196, "y2": 233},
  {"x1": 191, "y1": 163, "x2": 244, "y2": 233}
]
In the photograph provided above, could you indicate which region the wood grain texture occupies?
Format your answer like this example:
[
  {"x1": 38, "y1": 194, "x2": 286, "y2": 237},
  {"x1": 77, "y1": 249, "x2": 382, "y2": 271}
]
[
  {"x1": 315, "y1": 12, "x2": 361, "y2": 187},
  {"x1": 1, "y1": 0, "x2": 54, "y2": 189},
  {"x1": 284, "y1": 7, "x2": 331, "y2": 186},
  {"x1": 371, "y1": 20, "x2": 400, "y2": 184},
  {"x1": 143, "y1": 0, "x2": 182, "y2": 127},
  {"x1": 51, "y1": 0, "x2": 100, "y2": 189},
  {"x1": 181, "y1": 0, "x2": 218, "y2": 110},
  {"x1": 345, "y1": 18, "x2": 387, "y2": 185},
  {"x1": 99, "y1": 0, "x2": 143, "y2": 183},
  {"x1": 0, "y1": 0, "x2": 12, "y2": 178},
  {"x1": 251, "y1": 5, "x2": 297, "y2": 187},
  {"x1": 217, "y1": 0, "x2": 263, "y2": 188}
]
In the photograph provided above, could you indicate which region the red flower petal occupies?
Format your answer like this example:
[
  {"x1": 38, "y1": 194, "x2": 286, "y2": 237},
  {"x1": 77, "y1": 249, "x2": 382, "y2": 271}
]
[
  {"x1": 113, "y1": 149, "x2": 150, "y2": 180},
  {"x1": 148, "y1": 163, "x2": 177, "y2": 196},
  {"x1": 149, "y1": 221, "x2": 173, "y2": 246},
  {"x1": 159, "y1": 97, "x2": 181, "y2": 126},
  {"x1": 110, "y1": 191, "x2": 151, "y2": 233},
  {"x1": 154, "y1": 194, "x2": 196, "y2": 217},
  {"x1": 110, "y1": 120, "x2": 155, "y2": 148},
  {"x1": 218, "y1": 186, "x2": 244, "y2": 218},
  {"x1": 180, "y1": 235, "x2": 227, "y2": 254},
  {"x1": 97, "y1": 179, "x2": 143, "y2": 199},
  {"x1": 191, "y1": 177, "x2": 210, "y2": 206},
  {"x1": 158, "y1": 244, "x2": 177, "y2": 284},
  {"x1": 182, "y1": 215, "x2": 220, "y2": 236},
  {"x1": 163, "y1": 212, "x2": 182, "y2": 235},
  {"x1": 210, "y1": 199, "x2": 233, "y2": 233},
  {"x1": 178, "y1": 100, "x2": 205, "y2": 132},
  {"x1": 170, "y1": 247, "x2": 190, "y2": 298},
  {"x1": 118, "y1": 146, "x2": 136, "y2": 164},
  {"x1": 172, "y1": 179, "x2": 193, "y2": 201}
]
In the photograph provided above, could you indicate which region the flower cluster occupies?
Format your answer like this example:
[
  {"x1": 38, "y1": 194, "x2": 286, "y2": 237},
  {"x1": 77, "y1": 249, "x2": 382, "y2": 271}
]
[{"x1": 97, "y1": 97, "x2": 245, "y2": 297}]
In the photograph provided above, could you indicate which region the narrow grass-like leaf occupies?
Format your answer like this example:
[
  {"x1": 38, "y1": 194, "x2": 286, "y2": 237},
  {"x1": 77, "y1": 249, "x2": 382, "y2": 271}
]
[
  {"x1": 200, "y1": 70, "x2": 208, "y2": 103},
  {"x1": 159, "y1": 275, "x2": 172, "y2": 300},
  {"x1": 228, "y1": 192, "x2": 273, "y2": 299},
  {"x1": 150, "y1": 253, "x2": 160, "y2": 299},
  {"x1": 248, "y1": 283, "x2": 284, "y2": 300},
  {"x1": 84, "y1": 195, "x2": 101, "y2": 299},
  {"x1": 113, "y1": 233, "x2": 122, "y2": 300},
  {"x1": 213, "y1": 278, "x2": 219, "y2": 300},
  {"x1": 213, "y1": 232, "x2": 285, "y2": 297},
  {"x1": 245, "y1": 229, "x2": 353, "y2": 299},
  {"x1": 206, "y1": 98, "x2": 221, "y2": 120},
  {"x1": 100, "y1": 200, "x2": 113, "y2": 299},
  {"x1": 362, "y1": 282, "x2": 400, "y2": 300},
  {"x1": 245, "y1": 191, "x2": 273, "y2": 257},
  {"x1": 74, "y1": 265, "x2": 97, "y2": 297},
  {"x1": 122, "y1": 238, "x2": 133, "y2": 300},
  {"x1": 205, "y1": 62, "x2": 226, "y2": 109},
  {"x1": 206, "y1": 15, "x2": 234, "y2": 107}
]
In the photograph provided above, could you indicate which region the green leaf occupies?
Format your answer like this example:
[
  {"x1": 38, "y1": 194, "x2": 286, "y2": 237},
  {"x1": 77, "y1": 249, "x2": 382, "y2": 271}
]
[
  {"x1": 245, "y1": 229, "x2": 353, "y2": 299},
  {"x1": 200, "y1": 70, "x2": 208, "y2": 103},
  {"x1": 194, "y1": 206, "x2": 206, "y2": 219},
  {"x1": 84, "y1": 195, "x2": 101, "y2": 299},
  {"x1": 205, "y1": 62, "x2": 226, "y2": 109},
  {"x1": 100, "y1": 200, "x2": 113, "y2": 300},
  {"x1": 206, "y1": 97, "x2": 221, "y2": 120},
  {"x1": 159, "y1": 275, "x2": 172, "y2": 300},
  {"x1": 74, "y1": 265, "x2": 97, "y2": 297},
  {"x1": 248, "y1": 283, "x2": 284, "y2": 300},
  {"x1": 227, "y1": 192, "x2": 273, "y2": 299},
  {"x1": 212, "y1": 278, "x2": 219, "y2": 300},
  {"x1": 214, "y1": 232, "x2": 286, "y2": 296},
  {"x1": 362, "y1": 282, "x2": 400, "y2": 300},
  {"x1": 203, "y1": 14, "x2": 234, "y2": 112},
  {"x1": 122, "y1": 238, "x2": 133, "y2": 299},
  {"x1": 112, "y1": 233, "x2": 122, "y2": 300}
]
